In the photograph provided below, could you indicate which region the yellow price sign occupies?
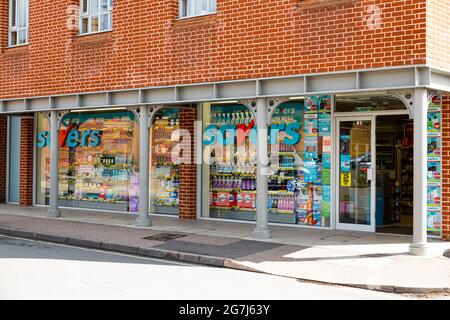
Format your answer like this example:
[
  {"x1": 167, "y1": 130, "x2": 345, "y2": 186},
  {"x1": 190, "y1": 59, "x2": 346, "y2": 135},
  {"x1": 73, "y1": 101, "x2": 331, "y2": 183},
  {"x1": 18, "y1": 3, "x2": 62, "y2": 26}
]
[{"x1": 340, "y1": 172, "x2": 352, "y2": 187}]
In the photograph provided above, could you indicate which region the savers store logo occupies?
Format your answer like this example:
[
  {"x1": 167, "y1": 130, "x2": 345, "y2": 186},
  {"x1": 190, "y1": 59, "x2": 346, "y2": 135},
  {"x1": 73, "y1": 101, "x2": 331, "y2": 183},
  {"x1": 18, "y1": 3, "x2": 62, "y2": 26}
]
[{"x1": 37, "y1": 123, "x2": 103, "y2": 148}]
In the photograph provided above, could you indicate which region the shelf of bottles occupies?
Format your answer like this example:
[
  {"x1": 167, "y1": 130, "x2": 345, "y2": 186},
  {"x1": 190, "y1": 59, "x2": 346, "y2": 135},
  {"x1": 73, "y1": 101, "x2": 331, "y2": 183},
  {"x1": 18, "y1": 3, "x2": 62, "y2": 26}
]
[
  {"x1": 208, "y1": 105, "x2": 258, "y2": 214},
  {"x1": 151, "y1": 111, "x2": 180, "y2": 211},
  {"x1": 58, "y1": 112, "x2": 139, "y2": 212}
]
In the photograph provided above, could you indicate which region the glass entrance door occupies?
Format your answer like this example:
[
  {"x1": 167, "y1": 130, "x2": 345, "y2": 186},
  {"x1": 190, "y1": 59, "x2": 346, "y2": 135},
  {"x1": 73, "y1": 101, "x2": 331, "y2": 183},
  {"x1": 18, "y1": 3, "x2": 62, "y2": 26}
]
[{"x1": 336, "y1": 117, "x2": 376, "y2": 232}]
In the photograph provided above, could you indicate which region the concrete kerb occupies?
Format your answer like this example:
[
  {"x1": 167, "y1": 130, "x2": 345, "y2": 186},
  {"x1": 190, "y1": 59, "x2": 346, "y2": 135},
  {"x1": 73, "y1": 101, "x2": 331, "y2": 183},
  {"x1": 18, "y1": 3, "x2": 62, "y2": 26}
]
[
  {"x1": 0, "y1": 226, "x2": 449, "y2": 294},
  {"x1": 444, "y1": 249, "x2": 450, "y2": 259}
]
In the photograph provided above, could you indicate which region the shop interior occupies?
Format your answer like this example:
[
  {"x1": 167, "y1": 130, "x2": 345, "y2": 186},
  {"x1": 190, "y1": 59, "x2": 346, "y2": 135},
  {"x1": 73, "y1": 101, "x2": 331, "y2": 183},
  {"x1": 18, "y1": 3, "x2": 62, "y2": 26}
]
[
  {"x1": 336, "y1": 95, "x2": 415, "y2": 234},
  {"x1": 375, "y1": 115, "x2": 414, "y2": 235}
]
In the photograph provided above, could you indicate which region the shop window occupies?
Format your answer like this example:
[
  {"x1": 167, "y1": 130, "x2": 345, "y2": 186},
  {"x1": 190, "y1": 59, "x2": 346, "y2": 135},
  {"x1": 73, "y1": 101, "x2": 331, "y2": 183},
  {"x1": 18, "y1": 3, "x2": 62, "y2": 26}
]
[
  {"x1": 9, "y1": 0, "x2": 28, "y2": 46},
  {"x1": 36, "y1": 110, "x2": 140, "y2": 212},
  {"x1": 202, "y1": 103, "x2": 257, "y2": 221},
  {"x1": 80, "y1": 0, "x2": 113, "y2": 35},
  {"x1": 179, "y1": 0, "x2": 216, "y2": 18},
  {"x1": 267, "y1": 98, "x2": 332, "y2": 227},
  {"x1": 201, "y1": 97, "x2": 332, "y2": 228},
  {"x1": 150, "y1": 109, "x2": 180, "y2": 215}
]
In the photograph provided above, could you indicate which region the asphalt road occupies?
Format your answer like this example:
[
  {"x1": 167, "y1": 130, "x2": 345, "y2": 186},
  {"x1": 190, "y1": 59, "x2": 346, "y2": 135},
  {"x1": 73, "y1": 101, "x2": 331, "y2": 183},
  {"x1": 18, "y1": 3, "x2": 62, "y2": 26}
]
[{"x1": 0, "y1": 235, "x2": 408, "y2": 300}]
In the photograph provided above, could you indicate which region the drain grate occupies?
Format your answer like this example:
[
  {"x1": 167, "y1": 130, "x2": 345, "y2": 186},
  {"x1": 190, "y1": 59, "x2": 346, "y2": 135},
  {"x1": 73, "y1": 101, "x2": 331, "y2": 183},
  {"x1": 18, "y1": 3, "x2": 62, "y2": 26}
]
[{"x1": 143, "y1": 233, "x2": 187, "y2": 242}]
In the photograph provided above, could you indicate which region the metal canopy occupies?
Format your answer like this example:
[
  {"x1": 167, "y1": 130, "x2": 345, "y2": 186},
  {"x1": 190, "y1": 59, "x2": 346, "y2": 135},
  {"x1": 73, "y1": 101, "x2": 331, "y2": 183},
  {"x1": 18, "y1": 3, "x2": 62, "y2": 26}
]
[{"x1": 1, "y1": 65, "x2": 449, "y2": 114}]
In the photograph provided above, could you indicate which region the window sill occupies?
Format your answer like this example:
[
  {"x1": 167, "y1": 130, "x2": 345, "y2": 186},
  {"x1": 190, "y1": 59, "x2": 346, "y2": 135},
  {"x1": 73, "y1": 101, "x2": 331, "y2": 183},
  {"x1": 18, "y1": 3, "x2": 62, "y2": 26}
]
[
  {"x1": 177, "y1": 12, "x2": 217, "y2": 21},
  {"x1": 7, "y1": 43, "x2": 29, "y2": 49},
  {"x1": 3, "y1": 43, "x2": 29, "y2": 55},
  {"x1": 73, "y1": 30, "x2": 113, "y2": 44},
  {"x1": 76, "y1": 29, "x2": 113, "y2": 38},
  {"x1": 174, "y1": 12, "x2": 217, "y2": 28}
]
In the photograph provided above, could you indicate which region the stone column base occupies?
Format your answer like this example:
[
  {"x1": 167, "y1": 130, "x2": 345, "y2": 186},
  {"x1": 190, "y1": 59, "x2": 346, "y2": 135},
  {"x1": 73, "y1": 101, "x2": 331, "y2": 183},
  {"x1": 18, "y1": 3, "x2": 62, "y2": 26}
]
[
  {"x1": 409, "y1": 243, "x2": 431, "y2": 256},
  {"x1": 47, "y1": 209, "x2": 61, "y2": 218},
  {"x1": 252, "y1": 227, "x2": 272, "y2": 240},
  {"x1": 136, "y1": 215, "x2": 152, "y2": 228}
]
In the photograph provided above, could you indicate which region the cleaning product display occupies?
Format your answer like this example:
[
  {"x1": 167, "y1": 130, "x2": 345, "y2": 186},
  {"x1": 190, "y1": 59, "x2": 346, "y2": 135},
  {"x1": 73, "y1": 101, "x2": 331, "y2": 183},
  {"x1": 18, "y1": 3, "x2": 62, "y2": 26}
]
[
  {"x1": 151, "y1": 109, "x2": 180, "y2": 212},
  {"x1": 204, "y1": 97, "x2": 332, "y2": 227},
  {"x1": 208, "y1": 105, "x2": 258, "y2": 214}
]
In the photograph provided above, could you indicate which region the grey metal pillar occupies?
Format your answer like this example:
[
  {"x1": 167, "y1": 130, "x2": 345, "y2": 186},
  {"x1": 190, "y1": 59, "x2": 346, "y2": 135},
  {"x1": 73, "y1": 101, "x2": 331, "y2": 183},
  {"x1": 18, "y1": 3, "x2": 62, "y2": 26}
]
[
  {"x1": 253, "y1": 98, "x2": 272, "y2": 239},
  {"x1": 47, "y1": 111, "x2": 61, "y2": 218},
  {"x1": 136, "y1": 106, "x2": 152, "y2": 227},
  {"x1": 409, "y1": 88, "x2": 430, "y2": 256}
]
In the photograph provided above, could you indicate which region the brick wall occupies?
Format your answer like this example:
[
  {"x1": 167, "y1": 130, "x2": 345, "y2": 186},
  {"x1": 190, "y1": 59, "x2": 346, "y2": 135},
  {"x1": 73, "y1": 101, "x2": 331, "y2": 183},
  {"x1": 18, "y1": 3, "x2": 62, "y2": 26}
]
[
  {"x1": 0, "y1": 0, "x2": 428, "y2": 100},
  {"x1": 178, "y1": 107, "x2": 197, "y2": 219},
  {"x1": 19, "y1": 117, "x2": 34, "y2": 206},
  {"x1": 0, "y1": 116, "x2": 6, "y2": 203},
  {"x1": 442, "y1": 96, "x2": 450, "y2": 240},
  {"x1": 427, "y1": 0, "x2": 450, "y2": 70}
]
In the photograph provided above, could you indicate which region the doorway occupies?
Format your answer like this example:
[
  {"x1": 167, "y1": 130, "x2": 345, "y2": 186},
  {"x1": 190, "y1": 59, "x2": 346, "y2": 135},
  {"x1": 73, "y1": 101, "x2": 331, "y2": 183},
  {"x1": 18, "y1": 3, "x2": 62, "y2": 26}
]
[
  {"x1": 335, "y1": 114, "x2": 414, "y2": 234},
  {"x1": 336, "y1": 116, "x2": 376, "y2": 232}
]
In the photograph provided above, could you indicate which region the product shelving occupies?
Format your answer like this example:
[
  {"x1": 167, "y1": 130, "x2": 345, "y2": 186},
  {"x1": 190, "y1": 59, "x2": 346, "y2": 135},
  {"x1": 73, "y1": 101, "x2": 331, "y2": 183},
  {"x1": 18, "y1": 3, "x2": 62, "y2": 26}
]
[{"x1": 151, "y1": 112, "x2": 180, "y2": 212}]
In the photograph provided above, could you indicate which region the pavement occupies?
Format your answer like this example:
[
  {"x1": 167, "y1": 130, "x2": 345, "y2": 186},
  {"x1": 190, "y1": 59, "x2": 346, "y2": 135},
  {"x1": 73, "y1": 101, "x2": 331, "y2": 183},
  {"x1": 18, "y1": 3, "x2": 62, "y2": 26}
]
[
  {"x1": 0, "y1": 236, "x2": 408, "y2": 300},
  {"x1": 0, "y1": 204, "x2": 449, "y2": 294}
]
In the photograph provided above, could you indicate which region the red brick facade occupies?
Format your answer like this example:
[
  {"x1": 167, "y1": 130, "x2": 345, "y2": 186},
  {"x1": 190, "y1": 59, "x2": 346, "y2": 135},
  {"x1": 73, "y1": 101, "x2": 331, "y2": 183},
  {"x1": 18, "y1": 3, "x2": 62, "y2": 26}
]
[
  {"x1": 0, "y1": 1, "x2": 448, "y2": 237},
  {"x1": 442, "y1": 96, "x2": 450, "y2": 240},
  {"x1": 19, "y1": 117, "x2": 34, "y2": 206},
  {"x1": 0, "y1": 0, "x2": 429, "y2": 100},
  {"x1": 178, "y1": 107, "x2": 197, "y2": 219},
  {"x1": 0, "y1": 116, "x2": 6, "y2": 203}
]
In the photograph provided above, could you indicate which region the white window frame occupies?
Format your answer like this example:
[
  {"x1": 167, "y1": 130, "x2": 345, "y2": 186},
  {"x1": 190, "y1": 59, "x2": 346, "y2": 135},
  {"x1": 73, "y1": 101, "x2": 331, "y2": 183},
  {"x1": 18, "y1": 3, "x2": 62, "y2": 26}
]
[
  {"x1": 179, "y1": 0, "x2": 216, "y2": 19},
  {"x1": 8, "y1": 0, "x2": 28, "y2": 47},
  {"x1": 79, "y1": 0, "x2": 113, "y2": 35}
]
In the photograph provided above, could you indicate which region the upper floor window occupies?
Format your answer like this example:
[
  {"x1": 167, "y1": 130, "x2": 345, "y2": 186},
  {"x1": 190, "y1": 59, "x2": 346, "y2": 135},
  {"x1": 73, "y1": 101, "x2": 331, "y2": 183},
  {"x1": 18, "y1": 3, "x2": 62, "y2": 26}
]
[
  {"x1": 80, "y1": 0, "x2": 113, "y2": 35},
  {"x1": 9, "y1": 0, "x2": 28, "y2": 47},
  {"x1": 179, "y1": 0, "x2": 216, "y2": 18}
]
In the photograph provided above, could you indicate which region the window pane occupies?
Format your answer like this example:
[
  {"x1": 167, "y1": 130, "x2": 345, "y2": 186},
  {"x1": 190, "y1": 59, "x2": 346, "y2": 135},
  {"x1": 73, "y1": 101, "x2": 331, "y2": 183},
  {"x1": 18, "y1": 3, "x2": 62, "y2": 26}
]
[
  {"x1": 38, "y1": 111, "x2": 140, "y2": 213},
  {"x1": 201, "y1": 0, "x2": 207, "y2": 14},
  {"x1": 100, "y1": 0, "x2": 108, "y2": 12},
  {"x1": 10, "y1": 0, "x2": 17, "y2": 28},
  {"x1": 18, "y1": 29, "x2": 26, "y2": 44},
  {"x1": 10, "y1": 31, "x2": 17, "y2": 46},
  {"x1": 90, "y1": 0, "x2": 99, "y2": 14},
  {"x1": 81, "y1": 17, "x2": 89, "y2": 33},
  {"x1": 100, "y1": 13, "x2": 109, "y2": 31},
  {"x1": 210, "y1": 0, "x2": 216, "y2": 12},
  {"x1": 81, "y1": 0, "x2": 88, "y2": 14},
  {"x1": 91, "y1": 16, "x2": 99, "y2": 32},
  {"x1": 18, "y1": 0, "x2": 26, "y2": 28}
]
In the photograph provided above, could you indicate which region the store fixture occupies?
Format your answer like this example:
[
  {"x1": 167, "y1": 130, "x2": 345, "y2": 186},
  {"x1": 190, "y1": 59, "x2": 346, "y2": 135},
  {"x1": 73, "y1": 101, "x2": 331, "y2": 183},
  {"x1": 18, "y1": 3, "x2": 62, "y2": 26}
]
[
  {"x1": 203, "y1": 97, "x2": 331, "y2": 227},
  {"x1": 208, "y1": 105, "x2": 258, "y2": 220},
  {"x1": 151, "y1": 110, "x2": 180, "y2": 215}
]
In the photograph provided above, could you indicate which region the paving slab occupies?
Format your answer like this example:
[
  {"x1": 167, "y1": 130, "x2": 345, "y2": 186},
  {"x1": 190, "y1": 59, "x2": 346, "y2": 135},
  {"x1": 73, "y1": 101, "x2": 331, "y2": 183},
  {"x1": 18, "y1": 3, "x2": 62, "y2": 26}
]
[{"x1": 0, "y1": 204, "x2": 450, "y2": 293}]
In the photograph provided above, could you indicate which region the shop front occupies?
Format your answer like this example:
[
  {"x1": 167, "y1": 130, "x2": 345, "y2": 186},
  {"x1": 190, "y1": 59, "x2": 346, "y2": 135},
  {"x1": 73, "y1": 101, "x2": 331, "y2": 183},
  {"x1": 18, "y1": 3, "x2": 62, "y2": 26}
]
[
  {"x1": 198, "y1": 93, "x2": 443, "y2": 239},
  {"x1": 200, "y1": 97, "x2": 332, "y2": 229},
  {"x1": 35, "y1": 109, "x2": 141, "y2": 213},
  {"x1": 31, "y1": 92, "x2": 444, "y2": 240},
  {"x1": 34, "y1": 107, "x2": 185, "y2": 217}
]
